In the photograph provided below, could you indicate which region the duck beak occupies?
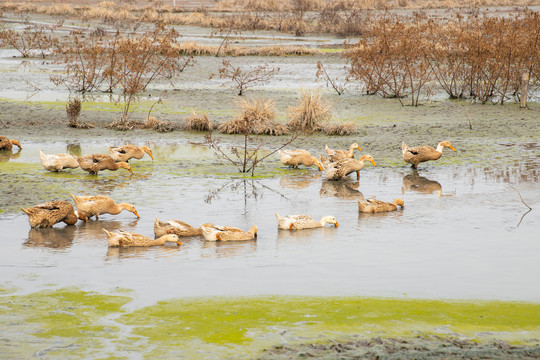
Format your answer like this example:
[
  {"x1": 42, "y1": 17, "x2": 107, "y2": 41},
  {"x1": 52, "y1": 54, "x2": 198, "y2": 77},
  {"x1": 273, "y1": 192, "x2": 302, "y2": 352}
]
[
  {"x1": 356, "y1": 146, "x2": 362, "y2": 151},
  {"x1": 176, "y1": 241, "x2": 184, "y2": 246},
  {"x1": 133, "y1": 210, "x2": 140, "y2": 218},
  {"x1": 335, "y1": 222, "x2": 339, "y2": 227},
  {"x1": 450, "y1": 146, "x2": 457, "y2": 151},
  {"x1": 149, "y1": 153, "x2": 154, "y2": 160},
  {"x1": 370, "y1": 160, "x2": 377, "y2": 166}
]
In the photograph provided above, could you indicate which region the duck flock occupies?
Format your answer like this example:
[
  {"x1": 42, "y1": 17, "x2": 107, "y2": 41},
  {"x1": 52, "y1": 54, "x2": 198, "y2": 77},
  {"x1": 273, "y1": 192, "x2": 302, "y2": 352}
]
[{"x1": 1, "y1": 134, "x2": 457, "y2": 248}]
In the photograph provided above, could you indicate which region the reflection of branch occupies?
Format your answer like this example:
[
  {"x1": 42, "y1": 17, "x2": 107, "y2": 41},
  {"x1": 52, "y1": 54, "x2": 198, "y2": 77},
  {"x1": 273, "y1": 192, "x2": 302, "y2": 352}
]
[
  {"x1": 205, "y1": 179, "x2": 290, "y2": 206},
  {"x1": 512, "y1": 186, "x2": 532, "y2": 210},
  {"x1": 516, "y1": 209, "x2": 532, "y2": 229}
]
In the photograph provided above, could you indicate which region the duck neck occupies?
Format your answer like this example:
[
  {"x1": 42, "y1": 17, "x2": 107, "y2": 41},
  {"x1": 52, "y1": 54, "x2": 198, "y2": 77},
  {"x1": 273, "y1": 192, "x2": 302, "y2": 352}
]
[{"x1": 435, "y1": 143, "x2": 445, "y2": 153}]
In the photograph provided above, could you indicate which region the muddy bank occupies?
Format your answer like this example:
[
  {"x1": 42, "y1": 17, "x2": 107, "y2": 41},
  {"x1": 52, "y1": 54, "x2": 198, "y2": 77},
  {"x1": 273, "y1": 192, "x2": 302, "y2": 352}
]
[{"x1": 259, "y1": 336, "x2": 540, "y2": 359}]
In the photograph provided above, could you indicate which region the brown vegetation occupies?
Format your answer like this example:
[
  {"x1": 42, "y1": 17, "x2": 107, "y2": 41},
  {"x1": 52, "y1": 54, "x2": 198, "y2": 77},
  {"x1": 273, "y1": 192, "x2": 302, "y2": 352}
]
[
  {"x1": 183, "y1": 111, "x2": 214, "y2": 132},
  {"x1": 211, "y1": 60, "x2": 280, "y2": 96},
  {"x1": 345, "y1": 9, "x2": 540, "y2": 105},
  {"x1": 218, "y1": 98, "x2": 288, "y2": 136},
  {"x1": 287, "y1": 90, "x2": 332, "y2": 132}
]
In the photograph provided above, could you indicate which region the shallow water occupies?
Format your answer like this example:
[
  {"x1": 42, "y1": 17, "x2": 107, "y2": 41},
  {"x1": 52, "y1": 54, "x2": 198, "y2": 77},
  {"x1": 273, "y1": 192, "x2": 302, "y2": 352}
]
[{"x1": 1, "y1": 140, "x2": 539, "y2": 311}]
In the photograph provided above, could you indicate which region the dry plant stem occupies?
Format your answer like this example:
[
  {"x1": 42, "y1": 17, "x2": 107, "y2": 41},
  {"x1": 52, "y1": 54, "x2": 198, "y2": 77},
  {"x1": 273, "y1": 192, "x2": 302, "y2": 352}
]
[
  {"x1": 512, "y1": 186, "x2": 532, "y2": 211},
  {"x1": 212, "y1": 60, "x2": 280, "y2": 96},
  {"x1": 316, "y1": 61, "x2": 345, "y2": 95}
]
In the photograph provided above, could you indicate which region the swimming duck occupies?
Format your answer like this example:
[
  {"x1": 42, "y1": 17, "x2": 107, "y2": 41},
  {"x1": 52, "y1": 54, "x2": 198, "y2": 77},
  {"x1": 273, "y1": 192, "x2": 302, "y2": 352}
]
[
  {"x1": 279, "y1": 149, "x2": 323, "y2": 170},
  {"x1": 322, "y1": 154, "x2": 377, "y2": 181},
  {"x1": 21, "y1": 200, "x2": 78, "y2": 228},
  {"x1": 201, "y1": 224, "x2": 257, "y2": 241},
  {"x1": 154, "y1": 217, "x2": 202, "y2": 238},
  {"x1": 77, "y1": 154, "x2": 133, "y2": 175},
  {"x1": 108, "y1": 145, "x2": 153, "y2": 162},
  {"x1": 104, "y1": 229, "x2": 183, "y2": 247},
  {"x1": 0, "y1": 136, "x2": 22, "y2": 150},
  {"x1": 325, "y1": 143, "x2": 362, "y2": 161},
  {"x1": 358, "y1": 198, "x2": 404, "y2": 213},
  {"x1": 402, "y1": 141, "x2": 456, "y2": 169},
  {"x1": 71, "y1": 194, "x2": 139, "y2": 221},
  {"x1": 275, "y1": 213, "x2": 339, "y2": 230},
  {"x1": 40, "y1": 150, "x2": 79, "y2": 172}
]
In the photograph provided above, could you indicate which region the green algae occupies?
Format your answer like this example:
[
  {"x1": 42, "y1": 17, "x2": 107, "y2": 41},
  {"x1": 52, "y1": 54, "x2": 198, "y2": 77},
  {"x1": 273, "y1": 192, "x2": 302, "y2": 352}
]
[{"x1": 1, "y1": 287, "x2": 539, "y2": 359}]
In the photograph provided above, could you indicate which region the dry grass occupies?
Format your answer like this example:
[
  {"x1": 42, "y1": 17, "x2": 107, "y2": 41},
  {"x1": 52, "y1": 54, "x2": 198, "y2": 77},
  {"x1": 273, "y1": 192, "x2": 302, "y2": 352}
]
[
  {"x1": 183, "y1": 111, "x2": 214, "y2": 131},
  {"x1": 144, "y1": 116, "x2": 177, "y2": 132},
  {"x1": 320, "y1": 121, "x2": 357, "y2": 135},
  {"x1": 218, "y1": 97, "x2": 288, "y2": 135},
  {"x1": 176, "y1": 42, "x2": 320, "y2": 56},
  {"x1": 287, "y1": 90, "x2": 332, "y2": 133}
]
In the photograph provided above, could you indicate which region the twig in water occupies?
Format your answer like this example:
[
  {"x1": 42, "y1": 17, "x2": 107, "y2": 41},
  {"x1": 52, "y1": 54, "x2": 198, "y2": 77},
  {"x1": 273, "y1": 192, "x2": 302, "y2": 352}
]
[
  {"x1": 466, "y1": 108, "x2": 473, "y2": 130},
  {"x1": 512, "y1": 186, "x2": 532, "y2": 210}
]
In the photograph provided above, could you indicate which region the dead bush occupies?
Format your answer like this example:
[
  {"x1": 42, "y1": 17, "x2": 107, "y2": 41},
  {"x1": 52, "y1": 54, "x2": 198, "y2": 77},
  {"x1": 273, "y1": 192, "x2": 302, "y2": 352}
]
[
  {"x1": 320, "y1": 121, "x2": 357, "y2": 135},
  {"x1": 66, "y1": 98, "x2": 81, "y2": 127},
  {"x1": 287, "y1": 90, "x2": 332, "y2": 132},
  {"x1": 183, "y1": 111, "x2": 214, "y2": 131}
]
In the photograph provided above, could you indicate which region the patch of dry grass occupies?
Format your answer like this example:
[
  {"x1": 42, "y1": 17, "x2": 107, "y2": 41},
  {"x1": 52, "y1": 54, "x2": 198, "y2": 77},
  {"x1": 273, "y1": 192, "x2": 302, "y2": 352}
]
[
  {"x1": 183, "y1": 111, "x2": 214, "y2": 131},
  {"x1": 144, "y1": 116, "x2": 177, "y2": 132},
  {"x1": 218, "y1": 97, "x2": 288, "y2": 135},
  {"x1": 176, "y1": 42, "x2": 320, "y2": 56},
  {"x1": 320, "y1": 121, "x2": 357, "y2": 135},
  {"x1": 287, "y1": 90, "x2": 332, "y2": 133}
]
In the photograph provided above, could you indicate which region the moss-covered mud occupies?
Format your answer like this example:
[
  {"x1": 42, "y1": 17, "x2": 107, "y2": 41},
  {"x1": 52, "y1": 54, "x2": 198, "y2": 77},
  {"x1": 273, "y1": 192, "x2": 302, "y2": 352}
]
[{"x1": 1, "y1": 288, "x2": 539, "y2": 359}]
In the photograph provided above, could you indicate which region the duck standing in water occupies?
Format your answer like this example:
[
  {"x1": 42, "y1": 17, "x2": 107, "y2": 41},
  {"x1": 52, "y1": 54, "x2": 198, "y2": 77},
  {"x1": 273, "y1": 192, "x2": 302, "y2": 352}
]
[
  {"x1": 402, "y1": 141, "x2": 456, "y2": 169},
  {"x1": 77, "y1": 154, "x2": 133, "y2": 175},
  {"x1": 71, "y1": 194, "x2": 139, "y2": 221},
  {"x1": 104, "y1": 230, "x2": 183, "y2": 247},
  {"x1": 108, "y1": 145, "x2": 153, "y2": 162},
  {"x1": 0, "y1": 136, "x2": 22, "y2": 150},
  {"x1": 21, "y1": 200, "x2": 78, "y2": 228},
  {"x1": 40, "y1": 150, "x2": 79, "y2": 172},
  {"x1": 279, "y1": 149, "x2": 323, "y2": 171},
  {"x1": 322, "y1": 155, "x2": 377, "y2": 181},
  {"x1": 325, "y1": 142, "x2": 362, "y2": 161}
]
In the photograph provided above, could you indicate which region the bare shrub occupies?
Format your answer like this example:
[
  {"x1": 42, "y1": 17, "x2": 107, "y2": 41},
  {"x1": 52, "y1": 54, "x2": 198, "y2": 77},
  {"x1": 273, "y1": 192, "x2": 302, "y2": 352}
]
[
  {"x1": 211, "y1": 60, "x2": 280, "y2": 96},
  {"x1": 66, "y1": 98, "x2": 95, "y2": 129},
  {"x1": 0, "y1": 27, "x2": 58, "y2": 58},
  {"x1": 320, "y1": 121, "x2": 357, "y2": 135},
  {"x1": 183, "y1": 111, "x2": 214, "y2": 131},
  {"x1": 316, "y1": 61, "x2": 348, "y2": 95},
  {"x1": 287, "y1": 90, "x2": 332, "y2": 132}
]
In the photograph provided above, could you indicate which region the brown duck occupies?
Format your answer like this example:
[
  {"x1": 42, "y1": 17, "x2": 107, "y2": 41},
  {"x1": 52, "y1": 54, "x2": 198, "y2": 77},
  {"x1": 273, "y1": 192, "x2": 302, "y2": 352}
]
[
  {"x1": 402, "y1": 141, "x2": 456, "y2": 169},
  {"x1": 278, "y1": 149, "x2": 323, "y2": 170},
  {"x1": 201, "y1": 224, "x2": 258, "y2": 241},
  {"x1": 104, "y1": 230, "x2": 183, "y2": 247},
  {"x1": 21, "y1": 200, "x2": 78, "y2": 228},
  {"x1": 322, "y1": 155, "x2": 377, "y2": 181},
  {"x1": 77, "y1": 154, "x2": 133, "y2": 175},
  {"x1": 71, "y1": 194, "x2": 139, "y2": 221},
  {"x1": 154, "y1": 217, "x2": 203, "y2": 238},
  {"x1": 108, "y1": 144, "x2": 154, "y2": 162},
  {"x1": 0, "y1": 136, "x2": 22, "y2": 150},
  {"x1": 358, "y1": 198, "x2": 404, "y2": 213},
  {"x1": 40, "y1": 150, "x2": 79, "y2": 172},
  {"x1": 325, "y1": 143, "x2": 362, "y2": 161}
]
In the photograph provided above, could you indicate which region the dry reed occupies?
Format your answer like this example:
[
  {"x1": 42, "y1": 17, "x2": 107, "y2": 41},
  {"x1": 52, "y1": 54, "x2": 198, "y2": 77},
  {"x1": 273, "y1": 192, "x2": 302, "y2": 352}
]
[
  {"x1": 320, "y1": 121, "x2": 357, "y2": 135},
  {"x1": 218, "y1": 98, "x2": 288, "y2": 135},
  {"x1": 183, "y1": 111, "x2": 214, "y2": 131},
  {"x1": 287, "y1": 90, "x2": 332, "y2": 132},
  {"x1": 144, "y1": 116, "x2": 177, "y2": 132}
]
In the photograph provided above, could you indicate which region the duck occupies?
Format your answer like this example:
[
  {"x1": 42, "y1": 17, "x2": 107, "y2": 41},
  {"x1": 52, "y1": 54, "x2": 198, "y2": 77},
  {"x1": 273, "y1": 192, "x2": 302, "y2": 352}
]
[
  {"x1": 71, "y1": 194, "x2": 139, "y2": 221},
  {"x1": 322, "y1": 154, "x2": 377, "y2": 181},
  {"x1": 201, "y1": 224, "x2": 257, "y2": 241},
  {"x1": 39, "y1": 150, "x2": 79, "y2": 172},
  {"x1": 108, "y1": 145, "x2": 153, "y2": 162},
  {"x1": 0, "y1": 136, "x2": 22, "y2": 151},
  {"x1": 358, "y1": 198, "x2": 404, "y2": 213},
  {"x1": 325, "y1": 143, "x2": 362, "y2": 161},
  {"x1": 278, "y1": 149, "x2": 323, "y2": 170},
  {"x1": 154, "y1": 217, "x2": 203, "y2": 238},
  {"x1": 21, "y1": 200, "x2": 78, "y2": 228},
  {"x1": 402, "y1": 141, "x2": 456, "y2": 169},
  {"x1": 275, "y1": 213, "x2": 339, "y2": 230},
  {"x1": 104, "y1": 229, "x2": 183, "y2": 247},
  {"x1": 77, "y1": 154, "x2": 133, "y2": 175}
]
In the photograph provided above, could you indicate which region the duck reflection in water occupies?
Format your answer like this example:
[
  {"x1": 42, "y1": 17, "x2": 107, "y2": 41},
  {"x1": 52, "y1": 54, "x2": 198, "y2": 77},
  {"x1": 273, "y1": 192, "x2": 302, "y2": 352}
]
[
  {"x1": 279, "y1": 173, "x2": 321, "y2": 189},
  {"x1": 402, "y1": 171, "x2": 443, "y2": 197},
  {"x1": 106, "y1": 245, "x2": 180, "y2": 260},
  {"x1": 25, "y1": 226, "x2": 76, "y2": 250},
  {"x1": 201, "y1": 240, "x2": 257, "y2": 259},
  {"x1": 76, "y1": 218, "x2": 140, "y2": 242},
  {"x1": 66, "y1": 143, "x2": 82, "y2": 157},
  {"x1": 320, "y1": 180, "x2": 364, "y2": 200},
  {"x1": 0, "y1": 149, "x2": 22, "y2": 162},
  {"x1": 277, "y1": 226, "x2": 337, "y2": 243}
]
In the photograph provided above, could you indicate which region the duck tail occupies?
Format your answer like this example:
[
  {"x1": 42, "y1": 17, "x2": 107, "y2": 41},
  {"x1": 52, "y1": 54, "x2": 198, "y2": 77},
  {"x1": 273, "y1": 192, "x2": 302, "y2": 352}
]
[
  {"x1": 357, "y1": 200, "x2": 369, "y2": 212},
  {"x1": 21, "y1": 207, "x2": 30, "y2": 215},
  {"x1": 401, "y1": 141, "x2": 408, "y2": 155}
]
